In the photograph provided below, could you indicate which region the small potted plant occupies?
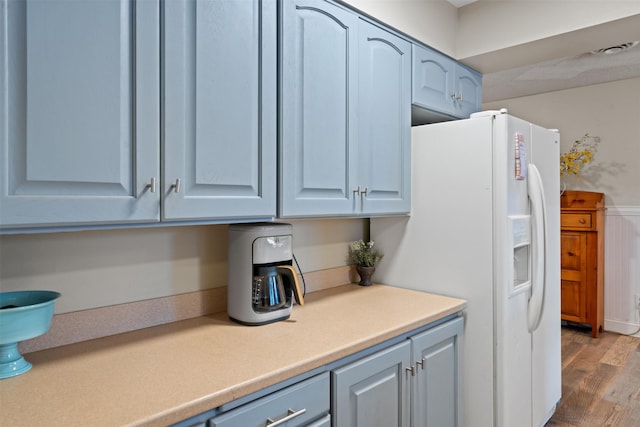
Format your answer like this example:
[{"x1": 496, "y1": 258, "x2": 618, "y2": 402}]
[{"x1": 350, "y1": 240, "x2": 383, "y2": 286}]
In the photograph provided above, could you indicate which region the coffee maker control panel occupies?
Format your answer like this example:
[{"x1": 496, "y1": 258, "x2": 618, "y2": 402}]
[{"x1": 253, "y1": 235, "x2": 293, "y2": 264}]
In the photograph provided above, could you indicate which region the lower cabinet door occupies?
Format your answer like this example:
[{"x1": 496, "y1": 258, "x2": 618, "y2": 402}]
[
  {"x1": 209, "y1": 373, "x2": 329, "y2": 427},
  {"x1": 411, "y1": 317, "x2": 464, "y2": 427},
  {"x1": 332, "y1": 341, "x2": 411, "y2": 427}
]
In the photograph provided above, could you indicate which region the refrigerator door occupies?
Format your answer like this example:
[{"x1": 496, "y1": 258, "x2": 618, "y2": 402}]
[
  {"x1": 497, "y1": 116, "x2": 561, "y2": 427},
  {"x1": 493, "y1": 114, "x2": 534, "y2": 427},
  {"x1": 527, "y1": 162, "x2": 547, "y2": 332},
  {"x1": 530, "y1": 124, "x2": 562, "y2": 426}
]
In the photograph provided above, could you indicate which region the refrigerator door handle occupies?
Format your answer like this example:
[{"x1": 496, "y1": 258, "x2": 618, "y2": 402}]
[{"x1": 527, "y1": 163, "x2": 547, "y2": 332}]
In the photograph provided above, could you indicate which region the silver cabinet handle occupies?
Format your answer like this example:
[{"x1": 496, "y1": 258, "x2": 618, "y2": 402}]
[
  {"x1": 170, "y1": 178, "x2": 181, "y2": 193},
  {"x1": 353, "y1": 186, "x2": 368, "y2": 196},
  {"x1": 416, "y1": 358, "x2": 425, "y2": 370},
  {"x1": 405, "y1": 366, "x2": 416, "y2": 377},
  {"x1": 359, "y1": 187, "x2": 368, "y2": 205},
  {"x1": 145, "y1": 177, "x2": 156, "y2": 193},
  {"x1": 360, "y1": 187, "x2": 368, "y2": 197},
  {"x1": 266, "y1": 408, "x2": 307, "y2": 426}
]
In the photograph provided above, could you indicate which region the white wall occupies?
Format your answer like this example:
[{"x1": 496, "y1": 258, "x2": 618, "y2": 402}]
[
  {"x1": 0, "y1": 219, "x2": 366, "y2": 314},
  {"x1": 457, "y1": 0, "x2": 640, "y2": 64},
  {"x1": 484, "y1": 77, "x2": 640, "y2": 206},
  {"x1": 343, "y1": 0, "x2": 458, "y2": 56}
]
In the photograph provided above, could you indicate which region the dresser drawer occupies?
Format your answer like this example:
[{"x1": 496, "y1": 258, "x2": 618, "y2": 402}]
[
  {"x1": 561, "y1": 212, "x2": 594, "y2": 229},
  {"x1": 209, "y1": 373, "x2": 329, "y2": 427}
]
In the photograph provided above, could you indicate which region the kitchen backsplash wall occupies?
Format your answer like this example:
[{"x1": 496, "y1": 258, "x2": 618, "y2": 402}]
[{"x1": 0, "y1": 219, "x2": 367, "y2": 314}]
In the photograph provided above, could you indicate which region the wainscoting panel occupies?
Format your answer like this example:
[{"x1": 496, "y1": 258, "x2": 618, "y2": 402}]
[{"x1": 603, "y1": 206, "x2": 640, "y2": 337}]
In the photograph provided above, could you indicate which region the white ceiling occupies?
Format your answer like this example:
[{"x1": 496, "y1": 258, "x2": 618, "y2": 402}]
[
  {"x1": 446, "y1": 0, "x2": 477, "y2": 8},
  {"x1": 481, "y1": 40, "x2": 640, "y2": 102},
  {"x1": 456, "y1": 10, "x2": 640, "y2": 102}
]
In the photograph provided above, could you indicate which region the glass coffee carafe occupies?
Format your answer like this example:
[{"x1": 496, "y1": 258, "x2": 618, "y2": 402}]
[{"x1": 252, "y1": 264, "x2": 303, "y2": 312}]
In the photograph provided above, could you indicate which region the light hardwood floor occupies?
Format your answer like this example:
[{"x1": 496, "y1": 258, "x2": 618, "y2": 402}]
[{"x1": 546, "y1": 326, "x2": 640, "y2": 426}]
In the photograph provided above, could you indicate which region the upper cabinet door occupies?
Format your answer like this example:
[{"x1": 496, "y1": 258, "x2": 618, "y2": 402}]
[
  {"x1": 162, "y1": 0, "x2": 277, "y2": 221},
  {"x1": 412, "y1": 44, "x2": 455, "y2": 116},
  {"x1": 0, "y1": 0, "x2": 160, "y2": 229},
  {"x1": 412, "y1": 43, "x2": 482, "y2": 120},
  {"x1": 358, "y1": 19, "x2": 411, "y2": 215},
  {"x1": 279, "y1": 0, "x2": 359, "y2": 217},
  {"x1": 455, "y1": 66, "x2": 483, "y2": 119}
]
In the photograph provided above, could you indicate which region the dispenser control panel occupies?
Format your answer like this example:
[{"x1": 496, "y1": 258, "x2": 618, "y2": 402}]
[{"x1": 509, "y1": 215, "x2": 531, "y2": 297}]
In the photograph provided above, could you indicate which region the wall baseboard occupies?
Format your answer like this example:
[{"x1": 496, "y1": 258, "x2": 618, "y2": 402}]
[{"x1": 604, "y1": 319, "x2": 640, "y2": 338}]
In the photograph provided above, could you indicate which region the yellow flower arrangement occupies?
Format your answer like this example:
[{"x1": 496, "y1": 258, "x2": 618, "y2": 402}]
[{"x1": 560, "y1": 133, "x2": 600, "y2": 177}]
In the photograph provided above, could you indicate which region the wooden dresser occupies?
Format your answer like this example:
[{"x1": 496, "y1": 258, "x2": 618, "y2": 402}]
[{"x1": 560, "y1": 190, "x2": 605, "y2": 337}]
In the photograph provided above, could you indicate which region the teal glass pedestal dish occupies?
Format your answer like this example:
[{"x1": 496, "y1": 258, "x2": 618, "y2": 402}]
[{"x1": 0, "y1": 291, "x2": 60, "y2": 379}]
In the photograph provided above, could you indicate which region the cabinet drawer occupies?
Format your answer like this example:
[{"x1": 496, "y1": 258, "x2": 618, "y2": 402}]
[
  {"x1": 209, "y1": 373, "x2": 329, "y2": 427},
  {"x1": 561, "y1": 212, "x2": 593, "y2": 229}
]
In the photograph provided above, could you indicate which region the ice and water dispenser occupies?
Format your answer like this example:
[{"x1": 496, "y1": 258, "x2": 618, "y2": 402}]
[{"x1": 509, "y1": 214, "x2": 531, "y2": 295}]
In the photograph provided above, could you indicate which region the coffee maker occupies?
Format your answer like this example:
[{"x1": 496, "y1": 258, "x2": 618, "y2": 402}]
[{"x1": 228, "y1": 223, "x2": 304, "y2": 325}]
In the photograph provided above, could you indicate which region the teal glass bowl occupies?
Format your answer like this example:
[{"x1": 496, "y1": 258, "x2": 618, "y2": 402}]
[{"x1": 0, "y1": 291, "x2": 60, "y2": 379}]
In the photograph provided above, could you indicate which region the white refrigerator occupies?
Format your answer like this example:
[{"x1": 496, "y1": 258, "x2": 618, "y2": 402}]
[{"x1": 371, "y1": 110, "x2": 561, "y2": 427}]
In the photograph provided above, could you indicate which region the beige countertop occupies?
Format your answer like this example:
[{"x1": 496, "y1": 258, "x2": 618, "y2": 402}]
[{"x1": 0, "y1": 284, "x2": 466, "y2": 426}]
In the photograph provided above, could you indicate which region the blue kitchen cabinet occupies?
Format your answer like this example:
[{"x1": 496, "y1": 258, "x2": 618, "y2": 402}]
[
  {"x1": 0, "y1": 0, "x2": 160, "y2": 228},
  {"x1": 412, "y1": 44, "x2": 482, "y2": 122},
  {"x1": 279, "y1": 0, "x2": 410, "y2": 217},
  {"x1": 162, "y1": 0, "x2": 277, "y2": 221},
  {"x1": 412, "y1": 316, "x2": 464, "y2": 427},
  {"x1": 209, "y1": 373, "x2": 330, "y2": 427},
  {"x1": 332, "y1": 316, "x2": 463, "y2": 427},
  {"x1": 454, "y1": 64, "x2": 483, "y2": 118},
  {"x1": 279, "y1": 0, "x2": 359, "y2": 217},
  {"x1": 357, "y1": 19, "x2": 411, "y2": 215},
  {"x1": 332, "y1": 341, "x2": 412, "y2": 427},
  {"x1": 1, "y1": 0, "x2": 276, "y2": 231},
  {"x1": 173, "y1": 316, "x2": 463, "y2": 427}
]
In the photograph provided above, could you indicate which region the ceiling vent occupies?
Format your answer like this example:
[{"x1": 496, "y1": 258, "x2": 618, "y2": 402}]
[{"x1": 591, "y1": 41, "x2": 639, "y2": 55}]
